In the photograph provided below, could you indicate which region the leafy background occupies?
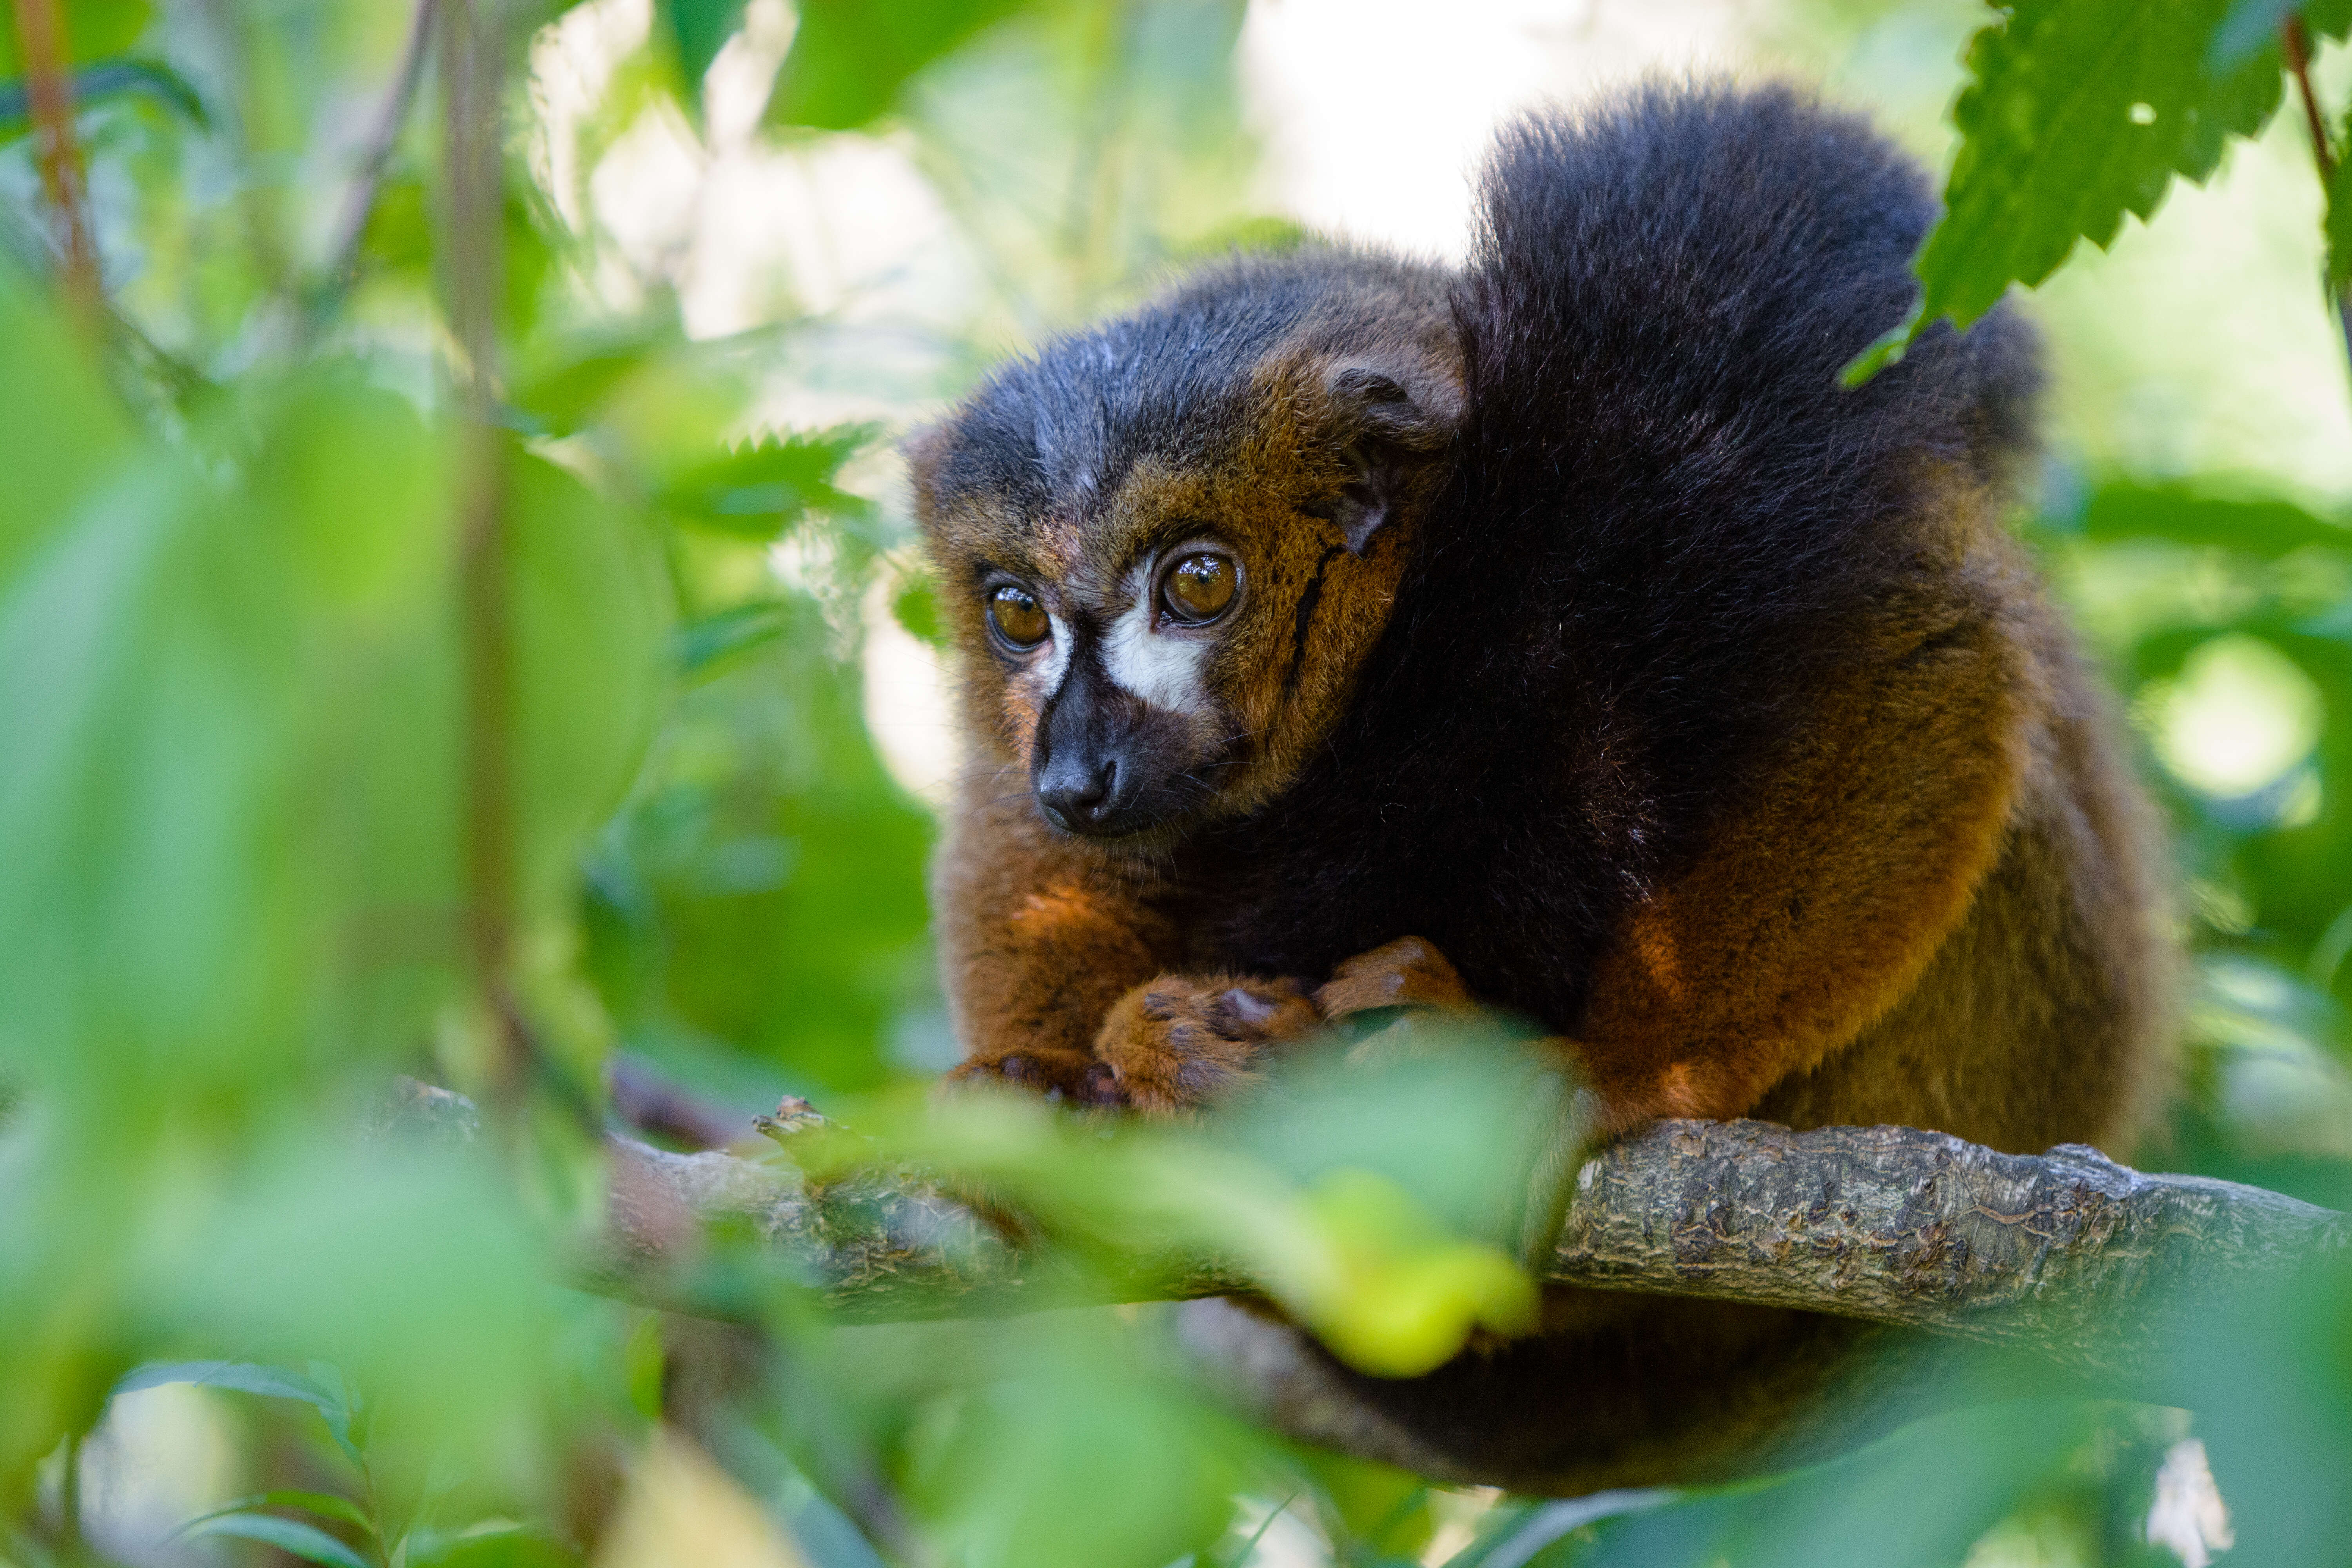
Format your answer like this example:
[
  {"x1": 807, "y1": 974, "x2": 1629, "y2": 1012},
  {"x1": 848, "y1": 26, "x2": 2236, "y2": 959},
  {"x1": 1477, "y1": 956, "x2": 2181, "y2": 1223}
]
[{"x1": 5, "y1": 0, "x2": 2352, "y2": 1566}]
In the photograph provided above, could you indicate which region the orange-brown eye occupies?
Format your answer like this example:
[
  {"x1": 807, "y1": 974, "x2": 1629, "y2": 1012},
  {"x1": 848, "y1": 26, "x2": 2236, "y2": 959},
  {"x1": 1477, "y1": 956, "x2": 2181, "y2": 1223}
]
[
  {"x1": 1160, "y1": 553, "x2": 1237, "y2": 624},
  {"x1": 987, "y1": 584, "x2": 1050, "y2": 650}
]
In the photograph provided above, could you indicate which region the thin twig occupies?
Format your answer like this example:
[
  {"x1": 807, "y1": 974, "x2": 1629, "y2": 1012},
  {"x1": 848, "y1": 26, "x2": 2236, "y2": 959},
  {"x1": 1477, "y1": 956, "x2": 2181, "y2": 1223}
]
[
  {"x1": 2287, "y1": 18, "x2": 2335, "y2": 182},
  {"x1": 8, "y1": 0, "x2": 99, "y2": 316},
  {"x1": 439, "y1": 0, "x2": 524, "y2": 1110},
  {"x1": 309, "y1": 0, "x2": 440, "y2": 340},
  {"x1": 610, "y1": 1058, "x2": 748, "y2": 1151},
  {"x1": 2285, "y1": 17, "x2": 2352, "y2": 372}
]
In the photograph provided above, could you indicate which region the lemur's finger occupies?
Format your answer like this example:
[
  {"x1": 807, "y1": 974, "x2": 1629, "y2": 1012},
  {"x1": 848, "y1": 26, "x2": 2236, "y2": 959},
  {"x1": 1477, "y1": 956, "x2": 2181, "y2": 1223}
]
[
  {"x1": 1094, "y1": 974, "x2": 1319, "y2": 1114},
  {"x1": 945, "y1": 1046, "x2": 1119, "y2": 1106},
  {"x1": 1314, "y1": 935, "x2": 1474, "y2": 1020}
]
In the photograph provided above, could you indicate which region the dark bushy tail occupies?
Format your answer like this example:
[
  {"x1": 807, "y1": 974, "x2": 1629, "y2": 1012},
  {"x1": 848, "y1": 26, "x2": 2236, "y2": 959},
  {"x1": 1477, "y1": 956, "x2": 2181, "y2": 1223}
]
[{"x1": 1456, "y1": 80, "x2": 2039, "y2": 513}]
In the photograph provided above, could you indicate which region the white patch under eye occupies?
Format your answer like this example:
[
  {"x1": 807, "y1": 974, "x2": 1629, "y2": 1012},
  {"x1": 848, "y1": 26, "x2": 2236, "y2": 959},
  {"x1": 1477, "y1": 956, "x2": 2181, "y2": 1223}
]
[
  {"x1": 1101, "y1": 583, "x2": 1210, "y2": 713},
  {"x1": 1037, "y1": 613, "x2": 1074, "y2": 694}
]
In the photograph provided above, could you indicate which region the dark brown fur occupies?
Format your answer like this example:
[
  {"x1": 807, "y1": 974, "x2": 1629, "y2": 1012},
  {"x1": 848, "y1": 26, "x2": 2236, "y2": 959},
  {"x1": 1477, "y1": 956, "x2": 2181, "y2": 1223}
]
[{"x1": 910, "y1": 83, "x2": 2174, "y2": 1492}]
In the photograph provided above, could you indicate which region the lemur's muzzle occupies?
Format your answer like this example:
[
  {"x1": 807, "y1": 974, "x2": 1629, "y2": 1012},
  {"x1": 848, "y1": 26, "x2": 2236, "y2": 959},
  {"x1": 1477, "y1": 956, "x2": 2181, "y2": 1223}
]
[{"x1": 1032, "y1": 647, "x2": 1202, "y2": 838}]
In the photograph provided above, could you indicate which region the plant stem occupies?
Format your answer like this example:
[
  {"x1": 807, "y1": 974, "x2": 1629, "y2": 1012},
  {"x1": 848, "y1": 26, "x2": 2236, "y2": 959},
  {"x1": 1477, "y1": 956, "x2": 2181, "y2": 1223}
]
[
  {"x1": 310, "y1": 0, "x2": 440, "y2": 339},
  {"x1": 439, "y1": 0, "x2": 523, "y2": 1109},
  {"x1": 8, "y1": 0, "x2": 99, "y2": 316},
  {"x1": 2285, "y1": 17, "x2": 2352, "y2": 372}
]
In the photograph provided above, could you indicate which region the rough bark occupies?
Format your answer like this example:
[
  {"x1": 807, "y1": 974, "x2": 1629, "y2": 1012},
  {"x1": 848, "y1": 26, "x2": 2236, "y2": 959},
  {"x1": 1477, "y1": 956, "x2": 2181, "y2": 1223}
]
[{"x1": 595, "y1": 1109, "x2": 2349, "y2": 1394}]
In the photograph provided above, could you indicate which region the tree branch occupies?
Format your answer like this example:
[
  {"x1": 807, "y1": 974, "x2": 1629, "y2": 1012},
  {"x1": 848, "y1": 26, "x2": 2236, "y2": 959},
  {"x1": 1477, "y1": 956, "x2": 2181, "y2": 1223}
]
[
  {"x1": 8, "y1": 0, "x2": 99, "y2": 315},
  {"x1": 308, "y1": 0, "x2": 439, "y2": 339},
  {"x1": 2285, "y1": 17, "x2": 2352, "y2": 372},
  {"x1": 436, "y1": 0, "x2": 524, "y2": 1109},
  {"x1": 592, "y1": 1112, "x2": 2348, "y2": 1388}
]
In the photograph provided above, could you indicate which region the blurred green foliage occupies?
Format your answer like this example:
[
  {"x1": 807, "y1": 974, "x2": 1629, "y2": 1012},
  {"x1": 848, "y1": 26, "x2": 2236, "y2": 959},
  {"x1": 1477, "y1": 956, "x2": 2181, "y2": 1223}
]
[{"x1": 5, "y1": 0, "x2": 2352, "y2": 1566}]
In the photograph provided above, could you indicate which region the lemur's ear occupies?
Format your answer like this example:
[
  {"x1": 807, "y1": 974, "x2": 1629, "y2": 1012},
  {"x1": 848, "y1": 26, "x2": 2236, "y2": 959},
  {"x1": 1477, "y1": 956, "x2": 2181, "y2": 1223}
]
[
  {"x1": 1323, "y1": 361, "x2": 1461, "y2": 556},
  {"x1": 900, "y1": 418, "x2": 956, "y2": 534}
]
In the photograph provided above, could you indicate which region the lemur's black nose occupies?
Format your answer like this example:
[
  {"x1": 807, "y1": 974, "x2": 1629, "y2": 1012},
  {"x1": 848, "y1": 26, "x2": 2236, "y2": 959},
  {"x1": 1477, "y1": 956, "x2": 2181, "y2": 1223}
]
[{"x1": 1038, "y1": 756, "x2": 1118, "y2": 831}]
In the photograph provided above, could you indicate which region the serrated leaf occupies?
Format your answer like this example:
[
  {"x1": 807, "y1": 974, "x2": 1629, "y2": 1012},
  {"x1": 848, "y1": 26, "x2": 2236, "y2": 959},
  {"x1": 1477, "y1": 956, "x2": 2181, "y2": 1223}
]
[
  {"x1": 767, "y1": 0, "x2": 1035, "y2": 131},
  {"x1": 1909, "y1": 0, "x2": 2289, "y2": 341},
  {"x1": 185, "y1": 1514, "x2": 374, "y2": 1568}
]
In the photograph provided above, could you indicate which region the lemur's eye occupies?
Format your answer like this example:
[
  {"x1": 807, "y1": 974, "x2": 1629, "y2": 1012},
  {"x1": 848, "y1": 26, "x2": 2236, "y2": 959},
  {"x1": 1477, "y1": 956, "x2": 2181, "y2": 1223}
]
[
  {"x1": 986, "y1": 584, "x2": 1050, "y2": 651},
  {"x1": 1160, "y1": 553, "x2": 1238, "y2": 624}
]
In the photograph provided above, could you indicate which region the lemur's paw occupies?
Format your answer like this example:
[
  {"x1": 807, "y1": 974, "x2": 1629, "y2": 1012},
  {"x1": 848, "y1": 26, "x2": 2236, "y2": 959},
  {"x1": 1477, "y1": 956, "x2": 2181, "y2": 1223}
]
[
  {"x1": 946, "y1": 1046, "x2": 1120, "y2": 1107},
  {"x1": 1094, "y1": 975, "x2": 1321, "y2": 1115},
  {"x1": 1315, "y1": 935, "x2": 1474, "y2": 1021}
]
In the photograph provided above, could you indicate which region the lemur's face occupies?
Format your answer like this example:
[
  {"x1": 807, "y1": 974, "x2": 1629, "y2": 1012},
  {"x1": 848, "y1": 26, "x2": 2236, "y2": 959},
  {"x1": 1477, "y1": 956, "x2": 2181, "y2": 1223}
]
[{"x1": 912, "y1": 254, "x2": 1462, "y2": 849}]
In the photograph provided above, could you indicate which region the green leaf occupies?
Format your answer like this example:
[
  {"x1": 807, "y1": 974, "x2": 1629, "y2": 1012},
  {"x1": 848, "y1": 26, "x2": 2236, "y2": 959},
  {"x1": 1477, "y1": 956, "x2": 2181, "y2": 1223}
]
[
  {"x1": 582, "y1": 590, "x2": 933, "y2": 1095},
  {"x1": 510, "y1": 335, "x2": 673, "y2": 440},
  {"x1": 653, "y1": 428, "x2": 873, "y2": 541},
  {"x1": 117, "y1": 1360, "x2": 344, "y2": 1415},
  {"x1": 892, "y1": 573, "x2": 946, "y2": 648},
  {"x1": 1908, "y1": 0, "x2": 2290, "y2": 341},
  {"x1": 675, "y1": 600, "x2": 789, "y2": 677},
  {"x1": 767, "y1": 0, "x2": 1036, "y2": 131},
  {"x1": 0, "y1": 374, "x2": 664, "y2": 1100},
  {"x1": 261, "y1": 1494, "x2": 378, "y2": 1534},
  {"x1": 174, "y1": 1492, "x2": 376, "y2": 1539},
  {"x1": 184, "y1": 1514, "x2": 373, "y2": 1568},
  {"x1": 115, "y1": 1361, "x2": 367, "y2": 1467},
  {"x1": 657, "y1": 0, "x2": 748, "y2": 93},
  {"x1": 512, "y1": 452, "x2": 673, "y2": 905},
  {"x1": 0, "y1": 58, "x2": 207, "y2": 131},
  {"x1": 2075, "y1": 482, "x2": 2352, "y2": 556}
]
